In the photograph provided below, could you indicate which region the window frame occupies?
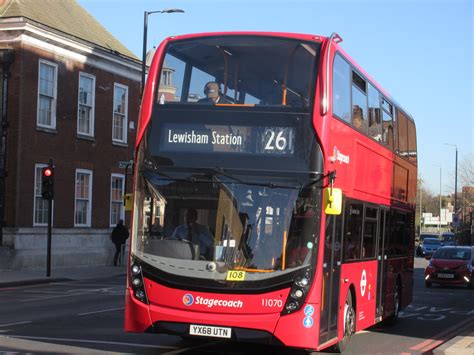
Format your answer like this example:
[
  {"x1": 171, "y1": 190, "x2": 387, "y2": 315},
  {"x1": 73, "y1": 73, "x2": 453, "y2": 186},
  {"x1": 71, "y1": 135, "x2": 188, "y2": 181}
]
[
  {"x1": 37, "y1": 59, "x2": 58, "y2": 129},
  {"x1": 77, "y1": 72, "x2": 96, "y2": 137},
  {"x1": 112, "y1": 83, "x2": 129, "y2": 144},
  {"x1": 74, "y1": 169, "x2": 93, "y2": 227},
  {"x1": 110, "y1": 173, "x2": 125, "y2": 227}
]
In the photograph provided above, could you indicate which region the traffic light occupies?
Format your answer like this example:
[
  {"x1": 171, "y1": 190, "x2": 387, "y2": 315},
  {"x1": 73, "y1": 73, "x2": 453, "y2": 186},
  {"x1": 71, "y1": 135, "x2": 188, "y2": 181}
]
[{"x1": 41, "y1": 164, "x2": 54, "y2": 200}]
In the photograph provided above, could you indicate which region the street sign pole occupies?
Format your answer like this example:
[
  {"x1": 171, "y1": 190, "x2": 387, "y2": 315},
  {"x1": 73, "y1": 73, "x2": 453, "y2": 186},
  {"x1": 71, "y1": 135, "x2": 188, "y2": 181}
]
[
  {"x1": 46, "y1": 158, "x2": 53, "y2": 277},
  {"x1": 47, "y1": 197, "x2": 52, "y2": 277},
  {"x1": 119, "y1": 160, "x2": 133, "y2": 206}
]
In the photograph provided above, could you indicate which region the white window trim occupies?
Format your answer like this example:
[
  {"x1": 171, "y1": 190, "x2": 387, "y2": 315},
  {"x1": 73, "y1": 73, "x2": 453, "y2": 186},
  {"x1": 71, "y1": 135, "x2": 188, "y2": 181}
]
[
  {"x1": 112, "y1": 82, "x2": 128, "y2": 144},
  {"x1": 110, "y1": 173, "x2": 125, "y2": 227},
  {"x1": 74, "y1": 169, "x2": 93, "y2": 227},
  {"x1": 37, "y1": 59, "x2": 58, "y2": 129},
  {"x1": 77, "y1": 72, "x2": 96, "y2": 137},
  {"x1": 33, "y1": 163, "x2": 54, "y2": 226}
]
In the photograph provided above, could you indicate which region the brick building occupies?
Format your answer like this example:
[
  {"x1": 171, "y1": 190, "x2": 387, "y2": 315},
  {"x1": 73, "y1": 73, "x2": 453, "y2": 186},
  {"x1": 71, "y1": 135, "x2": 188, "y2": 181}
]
[{"x1": 0, "y1": 0, "x2": 141, "y2": 269}]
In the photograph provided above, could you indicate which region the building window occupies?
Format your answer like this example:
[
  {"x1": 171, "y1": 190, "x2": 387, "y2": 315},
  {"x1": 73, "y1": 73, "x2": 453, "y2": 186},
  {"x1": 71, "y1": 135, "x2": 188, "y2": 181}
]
[
  {"x1": 110, "y1": 174, "x2": 125, "y2": 226},
  {"x1": 78, "y1": 73, "x2": 95, "y2": 136},
  {"x1": 33, "y1": 164, "x2": 50, "y2": 225},
  {"x1": 75, "y1": 169, "x2": 93, "y2": 227},
  {"x1": 112, "y1": 83, "x2": 128, "y2": 143},
  {"x1": 37, "y1": 60, "x2": 58, "y2": 129}
]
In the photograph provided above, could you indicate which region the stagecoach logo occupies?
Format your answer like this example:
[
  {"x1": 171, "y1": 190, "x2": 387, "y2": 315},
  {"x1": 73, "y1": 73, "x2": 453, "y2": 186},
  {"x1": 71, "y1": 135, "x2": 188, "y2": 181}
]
[
  {"x1": 360, "y1": 270, "x2": 367, "y2": 297},
  {"x1": 183, "y1": 293, "x2": 194, "y2": 306},
  {"x1": 182, "y1": 293, "x2": 244, "y2": 309},
  {"x1": 330, "y1": 146, "x2": 350, "y2": 165}
]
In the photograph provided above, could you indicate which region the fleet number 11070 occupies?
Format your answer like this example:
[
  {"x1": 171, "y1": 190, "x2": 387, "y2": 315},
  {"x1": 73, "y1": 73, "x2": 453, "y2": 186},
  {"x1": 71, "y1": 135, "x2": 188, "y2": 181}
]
[{"x1": 261, "y1": 299, "x2": 283, "y2": 307}]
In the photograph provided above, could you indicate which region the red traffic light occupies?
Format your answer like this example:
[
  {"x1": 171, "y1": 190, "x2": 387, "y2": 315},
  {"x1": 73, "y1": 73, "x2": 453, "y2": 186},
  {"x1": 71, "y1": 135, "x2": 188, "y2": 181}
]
[{"x1": 43, "y1": 168, "x2": 53, "y2": 177}]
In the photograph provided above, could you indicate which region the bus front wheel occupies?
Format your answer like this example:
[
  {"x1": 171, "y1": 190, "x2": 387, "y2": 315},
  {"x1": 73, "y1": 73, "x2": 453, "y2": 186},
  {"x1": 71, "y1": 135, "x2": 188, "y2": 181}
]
[{"x1": 333, "y1": 292, "x2": 355, "y2": 353}]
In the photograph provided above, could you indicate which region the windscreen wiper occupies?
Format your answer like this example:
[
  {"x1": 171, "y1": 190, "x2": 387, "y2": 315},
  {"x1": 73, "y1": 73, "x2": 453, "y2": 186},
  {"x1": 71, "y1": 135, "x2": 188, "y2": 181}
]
[
  {"x1": 207, "y1": 167, "x2": 303, "y2": 189},
  {"x1": 142, "y1": 167, "x2": 198, "y2": 183}
]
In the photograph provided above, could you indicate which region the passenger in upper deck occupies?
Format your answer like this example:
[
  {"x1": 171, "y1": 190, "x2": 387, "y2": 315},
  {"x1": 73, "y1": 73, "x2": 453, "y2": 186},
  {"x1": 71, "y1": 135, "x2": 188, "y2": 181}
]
[{"x1": 198, "y1": 81, "x2": 232, "y2": 104}]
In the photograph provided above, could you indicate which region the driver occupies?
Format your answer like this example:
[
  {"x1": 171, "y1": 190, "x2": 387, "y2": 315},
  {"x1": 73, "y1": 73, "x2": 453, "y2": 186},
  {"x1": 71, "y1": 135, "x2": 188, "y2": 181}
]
[{"x1": 171, "y1": 208, "x2": 213, "y2": 259}]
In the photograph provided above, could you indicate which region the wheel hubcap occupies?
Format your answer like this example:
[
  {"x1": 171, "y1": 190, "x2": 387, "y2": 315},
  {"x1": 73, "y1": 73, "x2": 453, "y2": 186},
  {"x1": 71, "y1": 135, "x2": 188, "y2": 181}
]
[{"x1": 344, "y1": 302, "x2": 355, "y2": 337}]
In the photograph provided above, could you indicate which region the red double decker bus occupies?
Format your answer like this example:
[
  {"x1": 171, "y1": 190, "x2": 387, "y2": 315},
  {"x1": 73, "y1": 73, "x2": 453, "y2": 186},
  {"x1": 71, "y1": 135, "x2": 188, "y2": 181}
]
[{"x1": 125, "y1": 32, "x2": 417, "y2": 352}]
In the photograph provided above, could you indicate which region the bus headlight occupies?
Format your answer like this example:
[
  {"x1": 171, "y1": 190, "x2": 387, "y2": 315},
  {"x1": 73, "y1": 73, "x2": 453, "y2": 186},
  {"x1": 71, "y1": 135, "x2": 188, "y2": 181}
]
[
  {"x1": 131, "y1": 264, "x2": 141, "y2": 275},
  {"x1": 282, "y1": 267, "x2": 311, "y2": 315},
  {"x1": 130, "y1": 260, "x2": 148, "y2": 305}
]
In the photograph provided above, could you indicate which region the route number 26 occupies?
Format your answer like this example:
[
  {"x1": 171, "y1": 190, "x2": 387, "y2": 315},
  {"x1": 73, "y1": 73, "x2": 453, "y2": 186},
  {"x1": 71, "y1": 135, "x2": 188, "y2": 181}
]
[{"x1": 264, "y1": 129, "x2": 288, "y2": 151}]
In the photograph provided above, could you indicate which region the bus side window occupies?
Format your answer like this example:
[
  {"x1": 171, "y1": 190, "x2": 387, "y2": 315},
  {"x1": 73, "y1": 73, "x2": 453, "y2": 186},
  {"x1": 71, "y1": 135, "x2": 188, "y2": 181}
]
[
  {"x1": 397, "y1": 110, "x2": 409, "y2": 158},
  {"x1": 332, "y1": 54, "x2": 351, "y2": 122},
  {"x1": 351, "y1": 71, "x2": 368, "y2": 134},
  {"x1": 362, "y1": 207, "x2": 377, "y2": 259},
  {"x1": 368, "y1": 84, "x2": 382, "y2": 142},
  {"x1": 343, "y1": 203, "x2": 363, "y2": 261},
  {"x1": 407, "y1": 119, "x2": 417, "y2": 163},
  {"x1": 381, "y1": 98, "x2": 394, "y2": 149}
]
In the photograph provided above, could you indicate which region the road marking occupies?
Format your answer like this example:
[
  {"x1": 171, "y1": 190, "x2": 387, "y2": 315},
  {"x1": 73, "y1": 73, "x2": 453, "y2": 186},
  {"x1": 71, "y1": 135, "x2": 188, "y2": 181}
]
[
  {"x1": 7, "y1": 335, "x2": 179, "y2": 350},
  {"x1": 20, "y1": 293, "x2": 89, "y2": 302},
  {"x1": 56, "y1": 282, "x2": 123, "y2": 287},
  {"x1": 23, "y1": 290, "x2": 67, "y2": 294},
  {"x1": 77, "y1": 307, "x2": 124, "y2": 316},
  {"x1": 410, "y1": 315, "x2": 474, "y2": 351},
  {"x1": 0, "y1": 321, "x2": 32, "y2": 327}
]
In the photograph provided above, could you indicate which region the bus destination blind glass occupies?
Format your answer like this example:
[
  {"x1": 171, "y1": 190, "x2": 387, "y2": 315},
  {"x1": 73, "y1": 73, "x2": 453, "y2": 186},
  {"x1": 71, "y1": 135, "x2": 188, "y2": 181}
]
[{"x1": 160, "y1": 123, "x2": 295, "y2": 155}]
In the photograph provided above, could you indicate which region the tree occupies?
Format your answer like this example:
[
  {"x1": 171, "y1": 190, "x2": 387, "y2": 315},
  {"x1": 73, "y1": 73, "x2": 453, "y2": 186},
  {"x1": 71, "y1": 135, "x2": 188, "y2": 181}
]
[{"x1": 458, "y1": 154, "x2": 474, "y2": 231}]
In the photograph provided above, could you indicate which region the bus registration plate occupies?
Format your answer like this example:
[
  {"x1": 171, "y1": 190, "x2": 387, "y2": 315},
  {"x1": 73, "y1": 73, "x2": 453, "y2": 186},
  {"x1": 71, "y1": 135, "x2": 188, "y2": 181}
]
[
  {"x1": 437, "y1": 273, "x2": 454, "y2": 279},
  {"x1": 189, "y1": 324, "x2": 232, "y2": 339}
]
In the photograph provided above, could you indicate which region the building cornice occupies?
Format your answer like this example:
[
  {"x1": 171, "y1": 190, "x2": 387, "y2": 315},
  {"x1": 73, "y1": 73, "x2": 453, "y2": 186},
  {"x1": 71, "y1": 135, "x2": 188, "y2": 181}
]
[{"x1": 0, "y1": 18, "x2": 141, "y2": 82}]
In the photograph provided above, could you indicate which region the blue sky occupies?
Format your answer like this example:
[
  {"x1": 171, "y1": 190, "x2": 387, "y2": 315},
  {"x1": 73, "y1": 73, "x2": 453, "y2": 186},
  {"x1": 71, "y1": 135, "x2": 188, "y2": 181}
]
[{"x1": 79, "y1": 0, "x2": 473, "y2": 195}]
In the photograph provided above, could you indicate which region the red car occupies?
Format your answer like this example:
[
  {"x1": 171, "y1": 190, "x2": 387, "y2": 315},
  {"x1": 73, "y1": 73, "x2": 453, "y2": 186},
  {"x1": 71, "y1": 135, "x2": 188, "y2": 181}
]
[{"x1": 424, "y1": 246, "x2": 474, "y2": 288}]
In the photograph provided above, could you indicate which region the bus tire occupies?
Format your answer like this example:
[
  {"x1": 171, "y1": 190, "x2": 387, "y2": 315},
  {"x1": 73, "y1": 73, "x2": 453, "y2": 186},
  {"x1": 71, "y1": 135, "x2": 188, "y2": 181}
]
[
  {"x1": 385, "y1": 280, "x2": 401, "y2": 326},
  {"x1": 333, "y1": 292, "x2": 355, "y2": 353}
]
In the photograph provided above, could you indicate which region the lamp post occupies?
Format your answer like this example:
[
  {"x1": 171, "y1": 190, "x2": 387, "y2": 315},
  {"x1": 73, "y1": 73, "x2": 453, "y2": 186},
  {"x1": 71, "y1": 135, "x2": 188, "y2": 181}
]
[
  {"x1": 434, "y1": 165, "x2": 442, "y2": 234},
  {"x1": 444, "y1": 143, "x2": 458, "y2": 231},
  {"x1": 141, "y1": 8, "x2": 184, "y2": 95},
  {"x1": 419, "y1": 182, "x2": 423, "y2": 234}
]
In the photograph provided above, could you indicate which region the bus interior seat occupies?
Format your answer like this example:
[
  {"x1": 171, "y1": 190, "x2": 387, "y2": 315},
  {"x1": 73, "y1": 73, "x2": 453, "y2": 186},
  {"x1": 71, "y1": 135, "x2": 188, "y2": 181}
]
[{"x1": 145, "y1": 239, "x2": 199, "y2": 260}]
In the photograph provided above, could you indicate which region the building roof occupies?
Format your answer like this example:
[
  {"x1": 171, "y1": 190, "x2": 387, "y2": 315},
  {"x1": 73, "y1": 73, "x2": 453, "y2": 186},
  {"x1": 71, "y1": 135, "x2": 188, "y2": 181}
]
[{"x1": 0, "y1": 0, "x2": 137, "y2": 60}]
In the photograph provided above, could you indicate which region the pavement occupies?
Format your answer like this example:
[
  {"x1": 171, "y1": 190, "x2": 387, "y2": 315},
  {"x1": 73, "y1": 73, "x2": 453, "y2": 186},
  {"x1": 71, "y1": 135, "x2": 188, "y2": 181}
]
[
  {"x1": 0, "y1": 264, "x2": 127, "y2": 288},
  {"x1": 0, "y1": 264, "x2": 473, "y2": 355}
]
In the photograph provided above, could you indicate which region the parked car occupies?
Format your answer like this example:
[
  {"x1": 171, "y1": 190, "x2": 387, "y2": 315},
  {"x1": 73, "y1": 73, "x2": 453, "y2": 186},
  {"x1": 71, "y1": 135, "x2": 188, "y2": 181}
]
[
  {"x1": 417, "y1": 238, "x2": 443, "y2": 257},
  {"x1": 416, "y1": 233, "x2": 439, "y2": 256},
  {"x1": 441, "y1": 232, "x2": 456, "y2": 246},
  {"x1": 424, "y1": 246, "x2": 474, "y2": 288}
]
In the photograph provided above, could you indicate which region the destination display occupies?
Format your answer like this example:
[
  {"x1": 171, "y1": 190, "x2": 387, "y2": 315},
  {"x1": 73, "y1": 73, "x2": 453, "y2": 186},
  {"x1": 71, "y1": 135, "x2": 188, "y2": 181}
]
[{"x1": 160, "y1": 123, "x2": 295, "y2": 155}]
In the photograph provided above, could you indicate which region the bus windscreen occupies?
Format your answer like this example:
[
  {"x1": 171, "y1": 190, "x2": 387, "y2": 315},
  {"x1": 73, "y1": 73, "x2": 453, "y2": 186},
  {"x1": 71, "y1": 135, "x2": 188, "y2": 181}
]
[{"x1": 156, "y1": 36, "x2": 320, "y2": 108}]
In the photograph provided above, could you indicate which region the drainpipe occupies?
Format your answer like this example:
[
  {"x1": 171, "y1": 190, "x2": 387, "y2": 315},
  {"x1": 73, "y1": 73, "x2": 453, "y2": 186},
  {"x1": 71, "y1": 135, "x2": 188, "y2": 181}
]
[{"x1": 0, "y1": 49, "x2": 14, "y2": 246}]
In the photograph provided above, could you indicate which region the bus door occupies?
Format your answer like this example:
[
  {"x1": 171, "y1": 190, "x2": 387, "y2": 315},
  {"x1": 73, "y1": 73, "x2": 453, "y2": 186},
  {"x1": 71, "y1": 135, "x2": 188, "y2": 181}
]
[
  {"x1": 375, "y1": 207, "x2": 388, "y2": 321},
  {"x1": 319, "y1": 209, "x2": 343, "y2": 344}
]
